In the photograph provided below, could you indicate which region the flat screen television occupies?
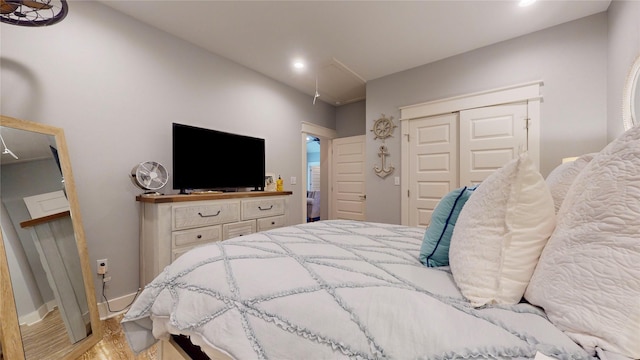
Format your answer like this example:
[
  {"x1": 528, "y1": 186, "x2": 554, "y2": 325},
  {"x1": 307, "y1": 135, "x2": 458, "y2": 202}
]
[{"x1": 172, "y1": 123, "x2": 265, "y2": 193}]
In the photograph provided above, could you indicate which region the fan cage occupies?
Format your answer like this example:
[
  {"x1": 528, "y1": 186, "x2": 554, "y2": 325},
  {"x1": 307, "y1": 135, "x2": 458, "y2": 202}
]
[
  {"x1": 131, "y1": 161, "x2": 169, "y2": 193},
  {"x1": 1, "y1": 0, "x2": 68, "y2": 27}
]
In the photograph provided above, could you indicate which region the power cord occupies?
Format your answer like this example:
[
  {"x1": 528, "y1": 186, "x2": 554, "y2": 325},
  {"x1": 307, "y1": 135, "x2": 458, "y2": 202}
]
[{"x1": 101, "y1": 273, "x2": 142, "y2": 313}]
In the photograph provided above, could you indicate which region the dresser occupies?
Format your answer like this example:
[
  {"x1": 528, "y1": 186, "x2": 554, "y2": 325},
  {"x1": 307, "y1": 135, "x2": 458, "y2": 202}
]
[{"x1": 136, "y1": 191, "x2": 292, "y2": 285}]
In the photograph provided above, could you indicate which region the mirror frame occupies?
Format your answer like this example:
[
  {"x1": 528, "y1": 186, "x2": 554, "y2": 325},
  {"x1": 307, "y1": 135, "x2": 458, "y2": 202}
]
[
  {"x1": 622, "y1": 53, "x2": 640, "y2": 131},
  {"x1": 0, "y1": 115, "x2": 102, "y2": 359}
]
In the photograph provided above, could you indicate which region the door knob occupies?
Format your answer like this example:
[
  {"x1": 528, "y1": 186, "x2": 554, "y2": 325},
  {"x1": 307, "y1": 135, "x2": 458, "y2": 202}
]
[{"x1": 359, "y1": 195, "x2": 367, "y2": 200}]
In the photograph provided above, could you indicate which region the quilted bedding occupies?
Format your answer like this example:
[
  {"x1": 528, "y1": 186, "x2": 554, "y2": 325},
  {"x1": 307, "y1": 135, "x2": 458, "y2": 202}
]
[{"x1": 122, "y1": 220, "x2": 592, "y2": 360}]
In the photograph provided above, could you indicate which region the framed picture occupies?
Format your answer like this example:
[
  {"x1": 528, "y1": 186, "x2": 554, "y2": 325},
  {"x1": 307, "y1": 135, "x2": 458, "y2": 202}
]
[{"x1": 265, "y1": 172, "x2": 276, "y2": 192}]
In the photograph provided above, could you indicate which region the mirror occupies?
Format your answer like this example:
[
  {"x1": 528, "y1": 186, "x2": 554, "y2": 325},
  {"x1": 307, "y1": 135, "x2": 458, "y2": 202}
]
[
  {"x1": 0, "y1": 115, "x2": 102, "y2": 360},
  {"x1": 622, "y1": 53, "x2": 640, "y2": 131}
]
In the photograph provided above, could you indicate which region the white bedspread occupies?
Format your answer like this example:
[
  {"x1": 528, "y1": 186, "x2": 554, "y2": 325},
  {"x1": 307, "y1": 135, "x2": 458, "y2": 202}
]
[{"x1": 122, "y1": 220, "x2": 593, "y2": 360}]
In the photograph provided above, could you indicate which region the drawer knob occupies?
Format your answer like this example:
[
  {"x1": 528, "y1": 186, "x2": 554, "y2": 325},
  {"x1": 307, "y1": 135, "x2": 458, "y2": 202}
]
[
  {"x1": 258, "y1": 205, "x2": 273, "y2": 211},
  {"x1": 198, "y1": 210, "x2": 221, "y2": 218},
  {"x1": 271, "y1": 221, "x2": 275, "y2": 225},
  {"x1": 197, "y1": 235, "x2": 202, "y2": 239}
]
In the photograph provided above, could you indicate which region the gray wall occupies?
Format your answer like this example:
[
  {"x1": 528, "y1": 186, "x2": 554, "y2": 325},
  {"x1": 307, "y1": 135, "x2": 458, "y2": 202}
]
[
  {"x1": 1, "y1": 2, "x2": 335, "y2": 303},
  {"x1": 336, "y1": 100, "x2": 366, "y2": 137},
  {"x1": 607, "y1": 0, "x2": 640, "y2": 141},
  {"x1": 365, "y1": 13, "x2": 608, "y2": 224}
]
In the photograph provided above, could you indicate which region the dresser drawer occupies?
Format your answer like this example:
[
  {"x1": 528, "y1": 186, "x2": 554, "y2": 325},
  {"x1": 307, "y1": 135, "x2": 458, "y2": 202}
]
[
  {"x1": 173, "y1": 201, "x2": 240, "y2": 230},
  {"x1": 172, "y1": 225, "x2": 222, "y2": 248},
  {"x1": 223, "y1": 220, "x2": 256, "y2": 240},
  {"x1": 241, "y1": 197, "x2": 285, "y2": 220},
  {"x1": 257, "y1": 215, "x2": 286, "y2": 232}
]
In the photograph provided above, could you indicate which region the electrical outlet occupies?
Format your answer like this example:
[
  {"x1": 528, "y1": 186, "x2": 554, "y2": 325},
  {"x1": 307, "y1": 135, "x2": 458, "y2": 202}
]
[{"x1": 97, "y1": 259, "x2": 108, "y2": 275}]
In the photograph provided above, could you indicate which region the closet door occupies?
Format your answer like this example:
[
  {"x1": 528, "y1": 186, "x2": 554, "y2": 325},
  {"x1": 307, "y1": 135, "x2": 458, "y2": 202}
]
[
  {"x1": 408, "y1": 113, "x2": 458, "y2": 228},
  {"x1": 459, "y1": 103, "x2": 528, "y2": 186}
]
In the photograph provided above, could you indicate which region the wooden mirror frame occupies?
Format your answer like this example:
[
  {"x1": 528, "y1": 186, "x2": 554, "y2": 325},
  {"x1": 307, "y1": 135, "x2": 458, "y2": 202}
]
[
  {"x1": 622, "y1": 53, "x2": 640, "y2": 131},
  {"x1": 0, "y1": 115, "x2": 102, "y2": 359}
]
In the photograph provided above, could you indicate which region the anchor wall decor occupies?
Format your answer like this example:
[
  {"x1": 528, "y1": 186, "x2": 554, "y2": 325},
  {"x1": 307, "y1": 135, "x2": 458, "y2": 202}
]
[
  {"x1": 374, "y1": 145, "x2": 394, "y2": 178},
  {"x1": 370, "y1": 114, "x2": 396, "y2": 179}
]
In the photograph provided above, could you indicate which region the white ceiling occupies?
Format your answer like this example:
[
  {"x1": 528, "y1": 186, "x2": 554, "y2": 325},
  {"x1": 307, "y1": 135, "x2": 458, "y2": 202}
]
[
  {"x1": 99, "y1": 1, "x2": 608, "y2": 105},
  {"x1": 0, "y1": 127, "x2": 56, "y2": 166}
]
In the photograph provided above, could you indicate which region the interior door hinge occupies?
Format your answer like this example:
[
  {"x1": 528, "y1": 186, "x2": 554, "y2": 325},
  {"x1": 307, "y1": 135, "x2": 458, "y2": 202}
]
[
  {"x1": 404, "y1": 133, "x2": 410, "y2": 142},
  {"x1": 407, "y1": 189, "x2": 410, "y2": 197},
  {"x1": 525, "y1": 118, "x2": 531, "y2": 130}
]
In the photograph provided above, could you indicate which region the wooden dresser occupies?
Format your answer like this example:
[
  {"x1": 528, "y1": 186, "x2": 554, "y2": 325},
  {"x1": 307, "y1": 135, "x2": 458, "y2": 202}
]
[{"x1": 136, "y1": 191, "x2": 292, "y2": 285}]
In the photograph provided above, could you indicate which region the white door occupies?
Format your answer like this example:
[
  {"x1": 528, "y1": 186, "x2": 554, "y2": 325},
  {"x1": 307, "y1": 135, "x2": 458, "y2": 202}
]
[
  {"x1": 405, "y1": 103, "x2": 529, "y2": 227},
  {"x1": 459, "y1": 103, "x2": 528, "y2": 186},
  {"x1": 309, "y1": 166, "x2": 320, "y2": 191},
  {"x1": 23, "y1": 190, "x2": 70, "y2": 218},
  {"x1": 331, "y1": 135, "x2": 366, "y2": 221},
  {"x1": 408, "y1": 114, "x2": 458, "y2": 228}
]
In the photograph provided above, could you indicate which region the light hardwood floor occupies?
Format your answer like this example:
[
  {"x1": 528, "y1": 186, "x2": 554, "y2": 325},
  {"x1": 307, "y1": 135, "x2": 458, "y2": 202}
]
[
  {"x1": 13, "y1": 312, "x2": 157, "y2": 360},
  {"x1": 75, "y1": 315, "x2": 157, "y2": 360}
]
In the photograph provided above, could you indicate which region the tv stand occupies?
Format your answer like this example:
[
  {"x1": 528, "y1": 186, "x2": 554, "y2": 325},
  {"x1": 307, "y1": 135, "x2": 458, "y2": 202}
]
[{"x1": 136, "y1": 191, "x2": 292, "y2": 286}]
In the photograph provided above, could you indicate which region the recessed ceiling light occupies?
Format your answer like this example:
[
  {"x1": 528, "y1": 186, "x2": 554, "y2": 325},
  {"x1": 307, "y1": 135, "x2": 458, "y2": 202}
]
[
  {"x1": 293, "y1": 61, "x2": 305, "y2": 69},
  {"x1": 519, "y1": 0, "x2": 536, "y2": 7}
]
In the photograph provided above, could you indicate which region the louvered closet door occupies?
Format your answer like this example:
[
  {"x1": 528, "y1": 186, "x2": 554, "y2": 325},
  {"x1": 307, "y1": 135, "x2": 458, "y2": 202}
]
[
  {"x1": 459, "y1": 103, "x2": 528, "y2": 186},
  {"x1": 408, "y1": 113, "x2": 458, "y2": 228}
]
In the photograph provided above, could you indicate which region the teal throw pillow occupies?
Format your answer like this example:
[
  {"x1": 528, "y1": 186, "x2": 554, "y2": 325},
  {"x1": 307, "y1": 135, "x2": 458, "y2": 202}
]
[{"x1": 419, "y1": 185, "x2": 477, "y2": 267}]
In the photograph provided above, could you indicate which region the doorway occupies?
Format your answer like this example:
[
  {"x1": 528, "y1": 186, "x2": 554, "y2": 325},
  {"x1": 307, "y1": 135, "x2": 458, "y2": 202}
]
[
  {"x1": 300, "y1": 122, "x2": 336, "y2": 224},
  {"x1": 306, "y1": 136, "x2": 321, "y2": 222}
]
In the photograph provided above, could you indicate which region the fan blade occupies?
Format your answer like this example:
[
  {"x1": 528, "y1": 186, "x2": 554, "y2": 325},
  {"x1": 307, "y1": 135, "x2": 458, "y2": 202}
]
[
  {"x1": 3, "y1": 148, "x2": 18, "y2": 160},
  {"x1": 20, "y1": 0, "x2": 53, "y2": 10},
  {"x1": 150, "y1": 178, "x2": 165, "y2": 188},
  {"x1": 141, "y1": 162, "x2": 154, "y2": 172},
  {"x1": 0, "y1": 0, "x2": 18, "y2": 14}
]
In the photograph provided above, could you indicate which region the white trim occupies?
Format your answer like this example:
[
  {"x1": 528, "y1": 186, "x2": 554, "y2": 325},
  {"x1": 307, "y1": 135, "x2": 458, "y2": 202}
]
[
  {"x1": 399, "y1": 81, "x2": 543, "y2": 120},
  {"x1": 301, "y1": 122, "x2": 337, "y2": 139},
  {"x1": 400, "y1": 120, "x2": 410, "y2": 226},
  {"x1": 527, "y1": 98, "x2": 541, "y2": 171},
  {"x1": 97, "y1": 289, "x2": 140, "y2": 320},
  {"x1": 19, "y1": 300, "x2": 56, "y2": 326}
]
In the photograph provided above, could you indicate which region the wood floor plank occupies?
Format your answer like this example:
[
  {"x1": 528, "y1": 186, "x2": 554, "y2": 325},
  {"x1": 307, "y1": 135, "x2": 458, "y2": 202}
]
[
  {"x1": 15, "y1": 311, "x2": 157, "y2": 360},
  {"x1": 75, "y1": 315, "x2": 157, "y2": 360}
]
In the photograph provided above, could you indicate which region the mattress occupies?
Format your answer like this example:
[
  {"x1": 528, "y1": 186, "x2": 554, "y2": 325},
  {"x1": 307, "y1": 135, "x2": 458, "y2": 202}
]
[{"x1": 122, "y1": 220, "x2": 593, "y2": 360}]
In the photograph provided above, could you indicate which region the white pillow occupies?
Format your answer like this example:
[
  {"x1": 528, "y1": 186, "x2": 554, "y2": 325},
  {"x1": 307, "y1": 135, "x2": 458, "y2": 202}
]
[
  {"x1": 449, "y1": 152, "x2": 556, "y2": 307},
  {"x1": 525, "y1": 125, "x2": 640, "y2": 359},
  {"x1": 545, "y1": 153, "x2": 596, "y2": 213}
]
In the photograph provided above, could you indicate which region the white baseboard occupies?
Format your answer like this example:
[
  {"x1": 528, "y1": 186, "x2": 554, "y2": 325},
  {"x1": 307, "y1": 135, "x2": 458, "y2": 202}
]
[
  {"x1": 19, "y1": 299, "x2": 57, "y2": 326},
  {"x1": 98, "y1": 289, "x2": 141, "y2": 320}
]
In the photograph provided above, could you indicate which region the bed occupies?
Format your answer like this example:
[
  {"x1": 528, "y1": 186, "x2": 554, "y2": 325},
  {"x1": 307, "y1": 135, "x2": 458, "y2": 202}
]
[{"x1": 122, "y1": 125, "x2": 640, "y2": 360}]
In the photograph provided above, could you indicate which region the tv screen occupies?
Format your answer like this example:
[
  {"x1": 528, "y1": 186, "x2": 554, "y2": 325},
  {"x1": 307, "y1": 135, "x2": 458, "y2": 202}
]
[{"x1": 172, "y1": 123, "x2": 265, "y2": 192}]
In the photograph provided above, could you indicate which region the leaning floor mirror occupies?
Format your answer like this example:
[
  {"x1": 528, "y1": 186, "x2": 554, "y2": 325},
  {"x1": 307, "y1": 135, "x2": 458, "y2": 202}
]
[
  {"x1": 623, "y1": 53, "x2": 640, "y2": 131},
  {"x1": 0, "y1": 115, "x2": 102, "y2": 359}
]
